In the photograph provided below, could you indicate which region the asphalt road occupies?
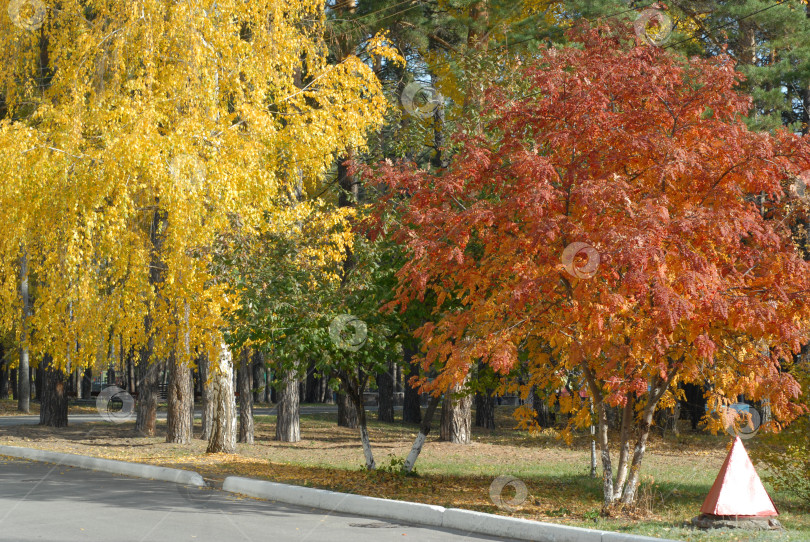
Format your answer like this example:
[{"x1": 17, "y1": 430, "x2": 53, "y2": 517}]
[{"x1": 0, "y1": 457, "x2": 507, "y2": 542}]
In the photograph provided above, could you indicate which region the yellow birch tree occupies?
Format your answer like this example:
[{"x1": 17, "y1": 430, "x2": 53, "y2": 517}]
[{"x1": 0, "y1": 0, "x2": 395, "y2": 438}]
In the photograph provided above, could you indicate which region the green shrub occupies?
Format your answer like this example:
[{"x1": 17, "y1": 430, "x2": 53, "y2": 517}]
[
  {"x1": 753, "y1": 362, "x2": 810, "y2": 505},
  {"x1": 756, "y1": 415, "x2": 810, "y2": 504}
]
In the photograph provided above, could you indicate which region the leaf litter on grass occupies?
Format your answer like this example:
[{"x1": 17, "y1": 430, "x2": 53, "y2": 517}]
[{"x1": 0, "y1": 411, "x2": 807, "y2": 541}]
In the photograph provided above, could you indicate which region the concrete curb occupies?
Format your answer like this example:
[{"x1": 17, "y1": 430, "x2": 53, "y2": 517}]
[
  {"x1": 222, "y1": 476, "x2": 679, "y2": 542},
  {"x1": 443, "y1": 507, "x2": 603, "y2": 541},
  {"x1": 222, "y1": 477, "x2": 445, "y2": 527},
  {"x1": 0, "y1": 445, "x2": 205, "y2": 487}
]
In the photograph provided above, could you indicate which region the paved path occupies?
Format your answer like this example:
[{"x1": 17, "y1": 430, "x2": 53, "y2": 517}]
[
  {"x1": 0, "y1": 457, "x2": 506, "y2": 542},
  {"x1": 0, "y1": 405, "x2": 359, "y2": 427}
]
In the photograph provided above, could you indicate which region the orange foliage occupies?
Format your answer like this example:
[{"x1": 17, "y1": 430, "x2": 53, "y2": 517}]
[{"x1": 359, "y1": 23, "x2": 810, "y2": 443}]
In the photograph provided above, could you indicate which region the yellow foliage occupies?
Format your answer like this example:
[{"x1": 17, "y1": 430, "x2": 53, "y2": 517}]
[{"x1": 0, "y1": 0, "x2": 389, "y2": 372}]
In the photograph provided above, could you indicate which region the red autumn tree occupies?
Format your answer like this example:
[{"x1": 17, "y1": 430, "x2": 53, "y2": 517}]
[{"x1": 358, "y1": 23, "x2": 810, "y2": 508}]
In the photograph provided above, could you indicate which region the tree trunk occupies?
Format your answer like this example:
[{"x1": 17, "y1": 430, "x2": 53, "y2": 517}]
[
  {"x1": 135, "y1": 355, "x2": 161, "y2": 437},
  {"x1": 206, "y1": 343, "x2": 236, "y2": 453},
  {"x1": 126, "y1": 348, "x2": 136, "y2": 395},
  {"x1": 320, "y1": 377, "x2": 331, "y2": 404},
  {"x1": 403, "y1": 394, "x2": 442, "y2": 473},
  {"x1": 474, "y1": 390, "x2": 495, "y2": 429},
  {"x1": 106, "y1": 356, "x2": 115, "y2": 388},
  {"x1": 305, "y1": 361, "x2": 319, "y2": 403},
  {"x1": 682, "y1": 383, "x2": 705, "y2": 431},
  {"x1": 621, "y1": 410, "x2": 655, "y2": 505},
  {"x1": 654, "y1": 399, "x2": 681, "y2": 437},
  {"x1": 71, "y1": 369, "x2": 78, "y2": 399},
  {"x1": 590, "y1": 425, "x2": 598, "y2": 479},
  {"x1": 199, "y1": 353, "x2": 214, "y2": 441},
  {"x1": 360, "y1": 422, "x2": 375, "y2": 470},
  {"x1": 264, "y1": 367, "x2": 272, "y2": 404},
  {"x1": 252, "y1": 350, "x2": 264, "y2": 404},
  {"x1": 337, "y1": 391, "x2": 358, "y2": 428},
  {"x1": 35, "y1": 364, "x2": 44, "y2": 403},
  {"x1": 671, "y1": 402, "x2": 681, "y2": 436},
  {"x1": 431, "y1": 62, "x2": 449, "y2": 169},
  {"x1": 395, "y1": 363, "x2": 403, "y2": 393},
  {"x1": 136, "y1": 208, "x2": 167, "y2": 436},
  {"x1": 81, "y1": 368, "x2": 91, "y2": 399},
  {"x1": 348, "y1": 386, "x2": 375, "y2": 470},
  {"x1": 275, "y1": 368, "x2": 300, "y2": 442},
  {"x1": 10, "y1": 368, "x2": 16, "y2": 400},
  {"x1": 340, "y1": 368, "x2": 375, "y2": 469},
  {"x1": 359, "y1": 411, "x2": 375, "y2": 470},
  {"x1": 188, "y1": 367, "x2": 195, "y2": 434},
  {"x1": 595, "y1": 397, "x2": 614, "y2": 506},
  {"x1": 376, "y1": 361, "x2": 395, "y2": 423},
  {"x1": 529, "y1": 386, "x2": 555, "y2": 427},
  {"x1": 169, "y1": 298, "x2": 195, "y2": 443},
  {"x1": 18, "y1": 251, "x2": 30, "y2": 413},
  {"x1": 620, "y1": 375, "x2": 675, "y2": 505},
  {"x1": 402, "y1": 343, "x2": 422, "y2": 424},
  {"x1": 166, "y1": 351, "x2": 193, "y2": 444},
  {"x1": 237, "y1": 349, "x2": 254, "y2": 444},
  {"x1": 738, "y1": 20, "x2": 757, "y2": 68},
  {"x1": 582, "y1": 363, "x2": 615, "y2": 507},
  {"x1": 612, "y1": 396, "x2": 634, "y2": 499},
  {"x1": 39, "y1": 355, "x2": 68, "y2": 428},
  {"x1": 0, "y1": 345, "x2": 8, "y2": 399},
  {"x1": 440, "y1": 383, "x2": 472, "y2": 444}
]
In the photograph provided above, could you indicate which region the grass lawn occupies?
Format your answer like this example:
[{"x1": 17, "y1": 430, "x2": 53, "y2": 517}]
[{"x1": 0, "y1": 404, "x2": 806, "y2": 541}]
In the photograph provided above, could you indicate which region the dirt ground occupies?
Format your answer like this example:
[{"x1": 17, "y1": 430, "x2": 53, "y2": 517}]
[{"x1": 0, "y1": 399, "x2": 99, "y2": 416}]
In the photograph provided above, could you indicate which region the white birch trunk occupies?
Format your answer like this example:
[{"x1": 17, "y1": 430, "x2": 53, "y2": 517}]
[
  {"x1": 402, "y1": 394, "x2": 441, "y2": 473},
  {"x1": 403, "y1": 432, "x2": 427, "y2": 473},
  {"x1": 589, "y1": 400, "x2": 597, "y2": 479},
  {"x1": 360, "y1": 426, "x2": 375, "y2": 470},
  {"x1": 18, "y1": 251, "x2": 30, "y2": 413},
  {"x1": 206, "y1": 343, "x2": 236, "y2": 454}
]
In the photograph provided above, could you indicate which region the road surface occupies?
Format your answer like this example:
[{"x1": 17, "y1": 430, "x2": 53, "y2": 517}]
[
  {"x1": 0, "y1": 456, "x2": 508, "y2": 542},
  {"x1": 0, "y1": 405, "x2": 352, "y2": 427}
]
